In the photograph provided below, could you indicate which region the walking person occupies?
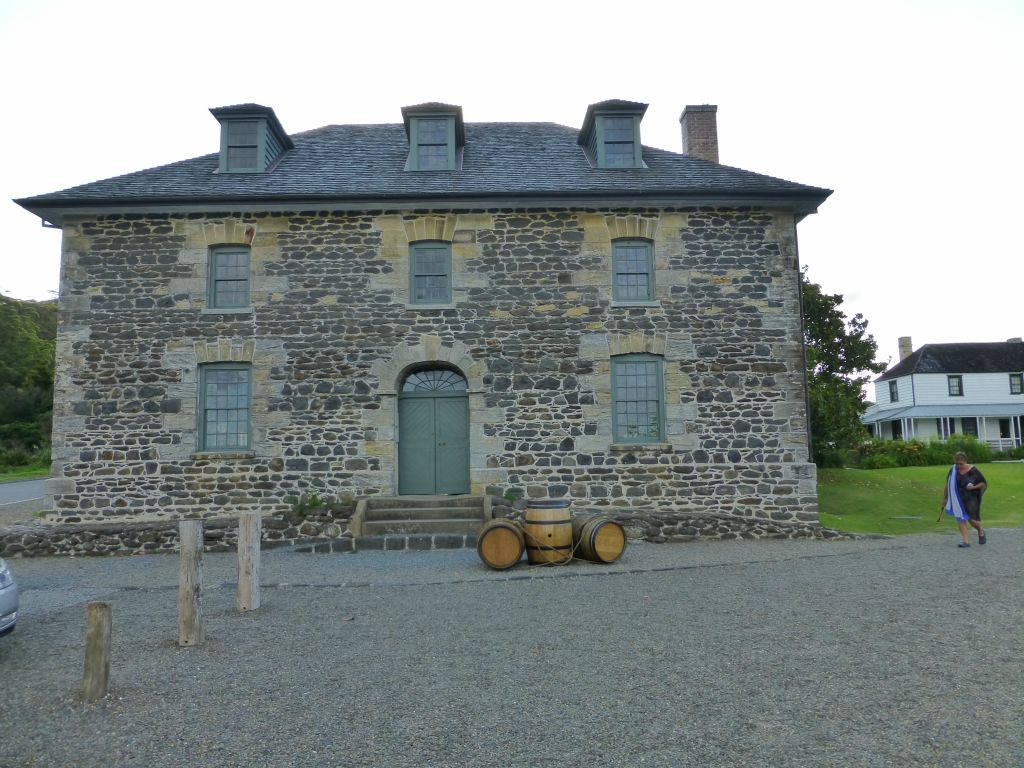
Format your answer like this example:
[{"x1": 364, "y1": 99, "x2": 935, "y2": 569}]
[{"x1": 942, "y1": 451, "x2": 988, "y2": 548}]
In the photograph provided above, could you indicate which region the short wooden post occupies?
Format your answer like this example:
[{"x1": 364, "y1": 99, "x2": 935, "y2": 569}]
[
  {"x1": 236, "y1": 512, "x2": 261, "y2": 612},
  {"x1": 81, "y1": 601, "x2": 112, "y2": 702},
  {"x1": 177, "y1": 520, "x2": 204, "y2": 647}
]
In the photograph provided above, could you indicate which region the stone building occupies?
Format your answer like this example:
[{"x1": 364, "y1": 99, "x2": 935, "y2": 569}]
[{"x1": 16, "y1": 100, "x2": 831, "y2": 535}]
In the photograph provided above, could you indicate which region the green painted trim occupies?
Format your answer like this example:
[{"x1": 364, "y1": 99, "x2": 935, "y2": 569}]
[
  {"x1": 611, "y1": 239, "x2": 654, "y2": 302},
  {"x1": 595, "y1": 114, "x2": 644, "y2": 169},
  {"x1": 408, "y1": 115, "x2": 456, "y2": 171},
  {"x1": 611, "y1": 353, "x2": 665, "y2": 444},
  {"x1": 207, "y1": 246, "x2": 251, "y2": 309},
  {"x1": 220, "y1": 119, "x2": 268, "y2": 174},
  {"x1": 409, "y1": 241, "x2": 452, "y2": 304},
  {"x1": 198, "y1": 363, "x2": 252, "y2": 452}
]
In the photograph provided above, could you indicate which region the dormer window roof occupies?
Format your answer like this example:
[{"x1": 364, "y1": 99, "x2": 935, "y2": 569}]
[
  {"x1": 401, "y1": 102, "x2": 465, "y2": 171},
  {"x1": 210, "y1": 103, "x2": 294, "y2": 173},
  {"x1": 578, "y1": 99, "x2": 648, "y2": 169}
]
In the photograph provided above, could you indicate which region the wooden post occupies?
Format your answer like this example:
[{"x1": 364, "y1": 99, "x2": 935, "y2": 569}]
[
  {"x1": 177, "y1": 520, "x2": 204, "y2": 647},
  {"x1": 81, "y1": 601, "x2": 112, "y2": 702},
  {"x1": 236, "y1": 512, "x2": 261, "y2": 612}
]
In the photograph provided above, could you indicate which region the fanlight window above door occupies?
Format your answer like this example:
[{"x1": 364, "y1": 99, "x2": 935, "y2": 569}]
[{"x1": 402, "y1": 369, "x2": 468, "y2": 392}]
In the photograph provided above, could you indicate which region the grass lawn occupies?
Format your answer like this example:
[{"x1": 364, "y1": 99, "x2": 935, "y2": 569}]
[
  {"x1": 818, "y1": 463, "x2": 1024, "y2": 535},
  {"x1": 0, "y1": 461, "x2": 49, "y2": 484}
]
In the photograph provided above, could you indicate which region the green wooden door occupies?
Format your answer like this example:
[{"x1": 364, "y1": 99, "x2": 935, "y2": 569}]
[{"x1": 398, "y1": 369, "x2": 470, "y2": 495}]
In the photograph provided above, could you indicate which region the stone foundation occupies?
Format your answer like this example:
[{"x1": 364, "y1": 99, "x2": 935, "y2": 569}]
[{"x1": 0, "y1": 507, "x2": 848, "y2": 559}]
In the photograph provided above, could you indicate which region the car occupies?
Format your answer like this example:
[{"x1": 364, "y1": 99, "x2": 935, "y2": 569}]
[{"x1": 0, "y1": 557, "x2": 18, "y2": 636}]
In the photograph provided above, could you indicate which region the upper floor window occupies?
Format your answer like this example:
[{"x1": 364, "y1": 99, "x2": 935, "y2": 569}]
[
  {"x1": 410, "y1": 242, "x2": 452, "y2": 305},
  {"x1": 199, "y1": 363, "x2": 251, "y2": 452},
  {"x1": 613, "y1": 240, "x2": 654, "y2": 302},
  {"x1": 601, "y1": 116, "x2": 641, "y2": 168},
  {"x1": 1010, "y1": 373, "x2": 1023, "y2": 395},
  {"x1": 947, "y1": 375, "x2": 963, "y2": 397},
  {"x1": 208, "y1": 247, "x2": 250, "y2": 309},
  {"x1": 888, "y1": 380, "x2": 899, "y2": 402},
  {"x1": 225, "y1": 121, "x2": 259, "y2": 172},
  {"x1": 612, "y1": 354, "x2": 665, "y2": 444},
  {"x1": 401, "y1": 103, "x2": 465, "y2": 172},
  {"x1": 412, "y1": 118, "x2": 455, "y2": 170},
  {"x1": 577, "y1": 100, "x2": 648, "y2": 169},
  {"x1": 210, "y1": 104, "x2": 294, "y2": 174}
]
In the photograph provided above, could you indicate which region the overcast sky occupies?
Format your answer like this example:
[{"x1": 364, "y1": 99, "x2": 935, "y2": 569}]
[{"x1": 2, "y1": 0, "x2": 1021, "y2": 385}]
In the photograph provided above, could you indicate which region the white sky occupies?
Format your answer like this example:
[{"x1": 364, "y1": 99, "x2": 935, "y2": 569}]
[{"x1": 2, "y1": 0, "x2": 1021, "y2": 381}]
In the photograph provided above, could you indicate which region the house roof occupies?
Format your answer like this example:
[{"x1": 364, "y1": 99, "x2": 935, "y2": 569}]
[
  {"x1": 862, "y1": 403, "x2": 1024, "y2": 424},
  {"x1": 15, "y1": 118, "x2": 832, "y2": 225},
  {"x1": 876, "y1": 342, "x2": 1024, "y2": 381}
]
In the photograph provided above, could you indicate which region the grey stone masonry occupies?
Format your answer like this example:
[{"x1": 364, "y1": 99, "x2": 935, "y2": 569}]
[{"x1": 48, "y1": 206, "x2": 816, "y2": 533}]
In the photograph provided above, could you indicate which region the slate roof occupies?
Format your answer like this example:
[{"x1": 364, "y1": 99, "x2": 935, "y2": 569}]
[
  {"x1": 16, "y1": 120, "x2": 831, "y2": 222},
  {"x1": 876, "y1": 342, "x2": 1024, "y2": 381}
]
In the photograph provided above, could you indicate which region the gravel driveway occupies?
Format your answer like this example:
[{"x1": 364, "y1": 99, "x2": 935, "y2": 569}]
[{"x1": 1, "y1": 530, "x2": 1021, "y2": 768}]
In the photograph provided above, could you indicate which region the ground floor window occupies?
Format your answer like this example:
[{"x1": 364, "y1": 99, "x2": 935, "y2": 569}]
[
  {"x1": 891, "y1": 420, "x2": 903, "y2": 440},
  {"x1": 611, "y1": 354, "x2": 665, "y2": 443},
  {"x1": 199, "y1": 363, "x2": 251, "y2": 451},
  {"x1": 961, "y1": 417, "x2": 978, "y2": 437}
]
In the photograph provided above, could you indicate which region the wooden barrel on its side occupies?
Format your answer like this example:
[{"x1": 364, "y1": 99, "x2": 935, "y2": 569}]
[
  {"x1": 572, "y1": 514, "x2": 626, "y2": 563},
  {"x1": 477, "y1": 519, "x2": 525, "y2": 570},
  {"x1": 523, "y1": 500, "x2": 573, "y2": 565}
]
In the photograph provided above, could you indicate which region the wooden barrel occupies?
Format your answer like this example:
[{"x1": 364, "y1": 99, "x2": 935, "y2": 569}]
[
  {"x1": 523, "y1": 500, "x2": 573, "y2": 565},
  {"x1": 476, "y1": 519, "x2": 525, "y2": 570},
  {"x1": 572, "y1": 514, "x2": 626, "y2": 563}
]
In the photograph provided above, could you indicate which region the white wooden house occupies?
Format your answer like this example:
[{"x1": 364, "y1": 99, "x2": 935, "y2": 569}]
[{"x1": 862, "y1": 336, "x2": 1024, "y2": 450}]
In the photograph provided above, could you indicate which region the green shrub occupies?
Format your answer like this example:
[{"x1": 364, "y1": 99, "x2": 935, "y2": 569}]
[
  {"x1": 853, "y1": 435, "x2": 993, "y2": 470},
  {"x1": 861, "y1": 452, "x2": 901, "y2": 469}
]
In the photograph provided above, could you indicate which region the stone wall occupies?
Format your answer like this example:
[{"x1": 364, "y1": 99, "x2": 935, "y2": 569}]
[{"x1": 49, "y1": 206, "x2": 815, "y2": 525}]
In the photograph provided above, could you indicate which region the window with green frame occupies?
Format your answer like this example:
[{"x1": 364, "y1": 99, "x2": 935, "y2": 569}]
[
  {"x1": 947, "y1": 375, "x2": 963, "y2": 396},
  {"x1": 601, "y1": 115, "x2": 640, "y2": 168},
  {"x1": 208, "y1": 247, "x2": 250, "y2": 308},
  {"x1": 613, "y1": 240, "x2": 654, "y2": 301},
  {"x1": 612, "y1": 354, "x2": 665, "y2": 443},
  {"x1": 410, "y1": 117, "x2": 455, "y2": 171},
  {"x1": 1010, "y1": 373, "x2": 1023, "y2": 395},
  {"x1": 225, "y1": 121, "x2": 260, "y2": 172},
  {"x1": 410, "y1": 242, "x2": 452, "y2": 304},
  {"x1": 199, "y1": 363, "x2": 251, "y2": 451}
]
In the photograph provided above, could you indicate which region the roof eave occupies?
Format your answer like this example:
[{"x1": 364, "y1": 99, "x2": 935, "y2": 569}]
[{"x1": 15, "y1": 188, "x2": 831, "y2": 227}]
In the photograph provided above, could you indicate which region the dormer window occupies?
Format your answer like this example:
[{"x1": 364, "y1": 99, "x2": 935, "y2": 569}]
[
  {"x1": 578, "y1": 100, "x2": 648, "y2": 169},
  {"x1": 210, "y1": 104, "x2": 294, "y2": 174},
  {"x1": 402, "y1": 103, "x2": 465, "y2": 171}
]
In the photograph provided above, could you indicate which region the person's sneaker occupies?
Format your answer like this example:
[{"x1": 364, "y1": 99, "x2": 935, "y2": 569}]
[
  {"x1": 979, "y1": 534, "x2": 987, "y2": 545},
  {"x1": 958, "y1": 543, "x2": 971, "y2": 548}
]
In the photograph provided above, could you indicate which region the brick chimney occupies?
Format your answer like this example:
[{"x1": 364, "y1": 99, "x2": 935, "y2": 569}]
[
  {"x1": 898, "y1": 336, "x2": 913, "y2": 361},
  {"x1": 680, "y1": 105, "x2": 719, "y2": 163}
]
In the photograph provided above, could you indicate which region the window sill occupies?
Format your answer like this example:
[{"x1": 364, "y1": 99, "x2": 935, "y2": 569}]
[
  {"x1": 190, "y1": 451, "x2": 256, "y2": 460},
  {"x1": 609, "y1": 443, "x2": 672, "y2": 453},
  {"x1": 404, "y1": 303, "x2": 456, "y2": 311},
  {"x1": 611, "y1": 301, "x2": 660, "y2": 308},
  {"x1": 201, "y1": 307, "x2": 253, "y2": 315}
]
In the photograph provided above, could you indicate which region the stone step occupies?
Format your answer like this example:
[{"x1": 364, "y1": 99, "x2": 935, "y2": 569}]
[
  {"x1": 363, "y1": 495, "x2": 485, "y2": 510},
  {"x1": 361, "y1": 506, "x2": 484, "y2": 522},
  {"x1": 361, "y1": 518, "x2": 485, "y2": 536},
  {"x1": 354, "y1": 533, "x2": 477, "y2": 552}
]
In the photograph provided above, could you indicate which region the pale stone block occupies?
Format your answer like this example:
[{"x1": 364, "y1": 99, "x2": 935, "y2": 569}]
[
  {"x1": 454, "y1": 213, "x2": 493, "y2": 230},
  {"x1": 570, "y1": 270, "x2": 608, "y2": 287},
  {"x1": 45, "y1": 478, "x2": 77, "y2": 494},
  {"x1": 665, "y1": 338, "x2": 696, "y2": 361}
]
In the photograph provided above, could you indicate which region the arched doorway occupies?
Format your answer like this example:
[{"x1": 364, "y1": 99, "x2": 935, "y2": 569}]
[{"x1": 398, "y1": 367, "x2": 470, "y2": 495}]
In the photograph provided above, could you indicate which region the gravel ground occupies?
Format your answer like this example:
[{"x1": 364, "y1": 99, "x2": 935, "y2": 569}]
[{"x1": 1, "y1": 530, "x2": 1021, "y2": 768}]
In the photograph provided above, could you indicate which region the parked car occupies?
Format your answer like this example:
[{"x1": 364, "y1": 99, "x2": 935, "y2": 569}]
[{"x1": 0, "y1": 558, "x2": 18, "y2": 636}]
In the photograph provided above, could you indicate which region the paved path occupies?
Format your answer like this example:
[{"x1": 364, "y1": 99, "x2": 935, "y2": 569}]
[
  {"x1": 1, "y1": 531, "x2": 1021, "y2": 767},
  {"x1": 0, "y1": 478, "x2": 45, "y2": 504}
]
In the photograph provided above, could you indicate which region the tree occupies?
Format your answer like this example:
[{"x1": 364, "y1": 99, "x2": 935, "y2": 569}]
[
  {"x1": 0, "y1": 295, "x2": 56, "y2": 466},
  {"x1": 800, "y1": 269, "x2": 887, "y2": 464}
]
